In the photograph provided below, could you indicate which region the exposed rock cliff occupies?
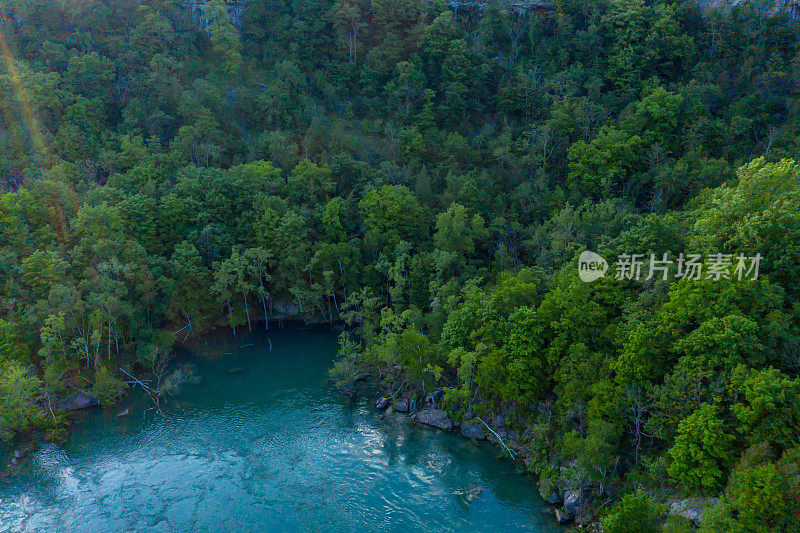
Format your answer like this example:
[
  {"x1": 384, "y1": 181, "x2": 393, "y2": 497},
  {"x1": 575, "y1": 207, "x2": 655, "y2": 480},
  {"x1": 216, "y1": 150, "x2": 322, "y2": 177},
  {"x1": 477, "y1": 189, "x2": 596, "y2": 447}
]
[
  {"x1": 701, "y1": 0, "x2": 800, "y2": 18},
  {"x1": 184, "y1": 0, "x2": 800, "y2": 30},
  {"x1": 444, "y1": 0, "x2": 554, "y2": 14}
]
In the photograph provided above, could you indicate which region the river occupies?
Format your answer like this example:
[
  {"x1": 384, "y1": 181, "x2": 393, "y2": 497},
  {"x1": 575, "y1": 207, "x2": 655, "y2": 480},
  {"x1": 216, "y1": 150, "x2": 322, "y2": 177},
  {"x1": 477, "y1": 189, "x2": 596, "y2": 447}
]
[{"x1": 0, "y1": 328, "x2": 560, "y2": 532}]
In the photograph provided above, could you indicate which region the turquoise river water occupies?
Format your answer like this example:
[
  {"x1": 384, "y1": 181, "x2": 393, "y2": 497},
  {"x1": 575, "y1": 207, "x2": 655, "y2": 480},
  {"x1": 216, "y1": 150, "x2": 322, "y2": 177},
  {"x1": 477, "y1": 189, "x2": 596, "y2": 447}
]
[{"x1": 0, "y1": 328, "x2": 560, "y2": 532}]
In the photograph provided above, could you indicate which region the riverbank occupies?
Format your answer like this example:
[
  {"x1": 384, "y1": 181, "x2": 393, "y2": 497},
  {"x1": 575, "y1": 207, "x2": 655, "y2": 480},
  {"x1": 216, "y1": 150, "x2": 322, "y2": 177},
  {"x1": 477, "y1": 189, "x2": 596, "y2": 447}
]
[
  {"x1": 349, "y1": 371, "x2": 600, "y2": 530},
  {"x1": 0, "y1": 316, "x2": 323, "y2": 455},
  {"x1": 3, "y1": 320, "x2": 590, "y2": 530},
  {"x1": 0, "y1": 328, "x2": 561, "y2": 532},
  {"x1": 1, "y1": 320, "x2": 582, "y2": 529}
]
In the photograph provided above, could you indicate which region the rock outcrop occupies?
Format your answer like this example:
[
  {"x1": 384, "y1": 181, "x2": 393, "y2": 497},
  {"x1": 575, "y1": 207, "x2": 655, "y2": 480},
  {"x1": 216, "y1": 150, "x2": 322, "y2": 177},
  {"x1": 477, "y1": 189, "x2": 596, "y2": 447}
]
[
  {"x1": 667, "y1": 497, "x2": 719, "y2": 526},
  {"x1": 538, "y1": 478, "x2": 562, "y2": 505},
  {"x1": 56, "y1": 391, "x2": 98, "y2": 412},
  {"x1": 445, "y1": 0, "x2": 554, "y2": 15},
  {"x1": 557, "y1": 489, "x2": 591, "y2": 524},
  {"x1": 702, "y1": 0, "x2": 800, "y2": 18},
  {"x1": 460, "y1": 421, "x2": 487, "y2": 440},
  {"x1": 393, "y1": 398, "x2": 410, "y2": 413},
  {"x1": 563, "y1": 489, "x2": 584, "y2": 516},
  {"x1": 415, "y1": 409, "x2": 454, "y2": 431}
]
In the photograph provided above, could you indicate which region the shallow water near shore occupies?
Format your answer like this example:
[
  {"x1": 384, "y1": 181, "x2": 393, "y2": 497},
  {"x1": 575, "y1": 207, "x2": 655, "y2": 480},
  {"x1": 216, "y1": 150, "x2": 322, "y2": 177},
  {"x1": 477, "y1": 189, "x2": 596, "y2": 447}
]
[{"x1": 0, "y1": 328, "x2": 561, "y2": 532}]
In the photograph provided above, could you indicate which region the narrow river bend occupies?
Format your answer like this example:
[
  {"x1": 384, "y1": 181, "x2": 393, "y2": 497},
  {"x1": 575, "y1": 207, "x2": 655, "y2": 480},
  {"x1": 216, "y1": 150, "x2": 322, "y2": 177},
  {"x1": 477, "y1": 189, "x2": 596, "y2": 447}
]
[{"x1": 0, "y1": 328, "x2": 560, "y2": 532}]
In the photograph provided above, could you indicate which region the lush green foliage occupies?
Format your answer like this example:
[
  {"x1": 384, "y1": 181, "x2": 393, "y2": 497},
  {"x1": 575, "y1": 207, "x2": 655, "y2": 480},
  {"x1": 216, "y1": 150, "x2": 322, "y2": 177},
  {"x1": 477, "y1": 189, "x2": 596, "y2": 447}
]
[
  {"x1": 603, "y1": 490, "x2": 665, "y2": 533},
  {"x1": 0, "y1": 362, "x2": 43, "y2": 440},
  {"x1": 667, "y1": 404, "x2": 734, "y2": 493},
  {"x1": 1, "y1": 0, "x2": 800, "y2": 527},
  {"x1": 701, "y1": 443, "x2": 800, "y2": 532}
]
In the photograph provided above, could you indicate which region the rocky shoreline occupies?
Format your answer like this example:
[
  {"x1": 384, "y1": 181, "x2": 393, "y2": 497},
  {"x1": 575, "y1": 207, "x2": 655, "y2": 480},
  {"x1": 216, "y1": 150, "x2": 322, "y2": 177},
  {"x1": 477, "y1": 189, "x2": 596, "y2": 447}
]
[
  {"x1": 359, "y1": 376, "x2": 718, "y2": 531},
  {"x1": 0, "y1": 389, "x2": 111, "y2": 479},
  {"x1": 2, "y1": 330, "x2": 714, "y2": 531},
  {"x1": 362, "y1": 379, "x2": 597, "y2": 529}
]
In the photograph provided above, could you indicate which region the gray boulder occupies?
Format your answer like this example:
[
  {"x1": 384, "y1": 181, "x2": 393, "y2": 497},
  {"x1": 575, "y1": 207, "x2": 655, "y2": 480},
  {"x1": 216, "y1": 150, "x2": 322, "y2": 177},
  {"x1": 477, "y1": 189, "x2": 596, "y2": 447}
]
[
  {"x1": 394, "y1": 399, "x2": 410, "y2": 413},
  {"x1": 271, "y1": 301, "x2": 300, "y2": 317},
  {"x1": 56, "y1": 391, "x2": 98, "y2": 411},
  {"x1": 416, "y1": 409, "x2": 453, "y2": 431},
  {"x1": 667, "y1": 497, "x2": 719, "y2": 526},
  {"x1": 563, "y1": 489, "x2": 585, "y2": 516},
  {"x1": 460, "y1": 421, "x2": 487, "y2": 440}
]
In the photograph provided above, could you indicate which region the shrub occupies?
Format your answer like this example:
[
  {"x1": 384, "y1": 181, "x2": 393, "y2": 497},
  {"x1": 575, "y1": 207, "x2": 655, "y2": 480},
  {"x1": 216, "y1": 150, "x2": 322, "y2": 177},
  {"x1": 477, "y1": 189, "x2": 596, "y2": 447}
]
[
  {"x1": 91, "y1": 366, "x2": 126, "y2": 406},
  {"x1": 603, "y1": 490, "x2": 664, "y2": 533}
]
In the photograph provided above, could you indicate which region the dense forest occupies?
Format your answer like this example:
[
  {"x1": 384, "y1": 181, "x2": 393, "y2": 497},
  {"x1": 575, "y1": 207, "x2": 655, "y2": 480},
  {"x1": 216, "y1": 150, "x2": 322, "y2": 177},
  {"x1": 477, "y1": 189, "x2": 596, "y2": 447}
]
[{"x1": 1, "y1": 0, "x2": 799, "y2": 529}]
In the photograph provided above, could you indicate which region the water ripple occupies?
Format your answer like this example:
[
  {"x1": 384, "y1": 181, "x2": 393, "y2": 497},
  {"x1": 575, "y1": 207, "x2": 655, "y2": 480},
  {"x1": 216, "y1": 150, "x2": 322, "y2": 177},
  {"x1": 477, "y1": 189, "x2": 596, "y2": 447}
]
[{"x1": 0, "y1": 329, "x2": 560, "y2": 533}]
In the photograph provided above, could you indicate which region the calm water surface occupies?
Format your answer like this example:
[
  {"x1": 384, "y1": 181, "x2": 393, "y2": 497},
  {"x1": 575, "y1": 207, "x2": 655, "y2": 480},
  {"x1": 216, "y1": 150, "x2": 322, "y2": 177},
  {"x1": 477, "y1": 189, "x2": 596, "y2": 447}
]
[{"x1": 0, "y1": 328, "x2": 560, "y2": 532}]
